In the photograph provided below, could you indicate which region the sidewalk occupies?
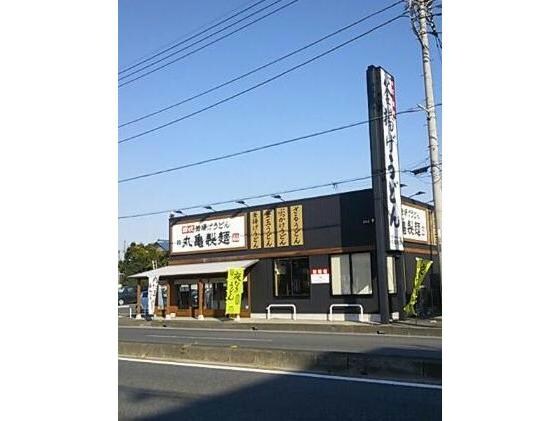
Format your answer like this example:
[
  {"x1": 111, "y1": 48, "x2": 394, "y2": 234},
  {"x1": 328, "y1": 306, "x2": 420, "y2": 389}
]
[{"x1": 119, "y1": 316, "x2": 442, "y2": 337}]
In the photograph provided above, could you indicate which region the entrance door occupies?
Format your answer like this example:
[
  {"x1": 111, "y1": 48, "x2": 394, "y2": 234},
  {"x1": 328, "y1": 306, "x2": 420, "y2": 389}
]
[
  {"x1": 203, "y1": 279, "x2": 226, "y2": 318},
  {"x1": 202, "y1": 276, "x2": 251, "y2": 318},
  {"x1": 175, "y1": 283, "x2": 198, "y2": 317}
]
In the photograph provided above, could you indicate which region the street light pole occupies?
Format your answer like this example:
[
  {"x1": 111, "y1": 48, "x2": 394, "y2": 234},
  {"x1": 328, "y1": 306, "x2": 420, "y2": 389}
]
[{"x1": 410, "y1": 0, "x2": 442, "y2": 262}]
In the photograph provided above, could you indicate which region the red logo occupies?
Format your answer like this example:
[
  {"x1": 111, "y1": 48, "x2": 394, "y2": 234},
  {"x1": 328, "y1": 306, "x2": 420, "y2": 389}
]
[{"x1": 232, "y1": 233, "x2": 240, "y2": 242}]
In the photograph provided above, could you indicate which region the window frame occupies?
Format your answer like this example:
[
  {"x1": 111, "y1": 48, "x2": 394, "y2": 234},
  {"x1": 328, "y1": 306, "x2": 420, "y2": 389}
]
[
  {"x1": 273, "y1": 257, "x2": 311, "y2": 298},
  {"x1": 329, "y1": 252, "x2": 374, "y2": 297}
]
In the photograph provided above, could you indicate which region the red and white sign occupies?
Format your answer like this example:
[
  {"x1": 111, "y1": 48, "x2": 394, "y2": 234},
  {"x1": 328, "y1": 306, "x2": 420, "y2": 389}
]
[
  {"x1": 171, "y1": 215, "x2": 246, "y2": 254},
  {"x1": 311, "y1": 268, "x2": 330, "y2": 284}
]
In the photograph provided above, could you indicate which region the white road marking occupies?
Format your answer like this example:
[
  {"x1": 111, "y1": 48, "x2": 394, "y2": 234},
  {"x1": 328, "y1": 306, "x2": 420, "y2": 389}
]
[
  {"x1": 145, "y1": 334, "x2": 272, "y2": 342},
  {"x1": 118, "y1": 357, "x2": 442, "y2": 390},
  {"x1": 119, "y1": 325, "x2": 440, "y2": 340}
]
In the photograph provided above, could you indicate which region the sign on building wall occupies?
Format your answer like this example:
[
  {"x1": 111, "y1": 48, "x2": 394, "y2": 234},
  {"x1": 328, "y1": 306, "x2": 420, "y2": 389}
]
[
  {"x1": 311, "y1": 268, "x2": 330, "y2": 284},
  {"x1": 248, "y1": 205, "x2": 305, "y2": 250},
  {"x1": 290, "y1": 205, "x2": 304, "y2": 246},
  {"x1": 171, "y1": 215, "x2": 246, "y2": 254},
  {"x1": 276, "y1": 207, "x2": 289, "y2": 247},
  {"x1": 380, "y1": 68, "x2": 404, "y2": 251},
  {"x1": 263, "y1": 209, "x2": 276, "y2": 248},
  {"x1": 250, "y1": 211, "x2": 262, "y2": 249},
  {"x1": 402, "y1": 204, "x2": 428, "y2": 243}
]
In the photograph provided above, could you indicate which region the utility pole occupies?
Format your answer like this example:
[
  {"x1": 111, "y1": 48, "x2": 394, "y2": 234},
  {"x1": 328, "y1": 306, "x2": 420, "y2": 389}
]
[{"x1": 409, "y1": 0, "x2": 442, "y2": 261}]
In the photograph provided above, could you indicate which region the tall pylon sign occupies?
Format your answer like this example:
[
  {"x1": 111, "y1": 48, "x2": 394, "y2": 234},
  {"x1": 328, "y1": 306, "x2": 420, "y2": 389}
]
[{"x1": 366, "y1": 65, "x2": 406, "y2": 324}]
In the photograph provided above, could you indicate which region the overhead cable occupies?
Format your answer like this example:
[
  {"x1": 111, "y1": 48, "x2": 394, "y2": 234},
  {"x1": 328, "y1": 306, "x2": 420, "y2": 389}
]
[
  {"x1": 118, "y1": 12, "x2": 407, "y2": 144},
  {"x1": 119, "y1": 0, "x2": 299, "y2": 87},
  {"x1": 119, "y1": 0, "x2": 270, "y2": 75}
]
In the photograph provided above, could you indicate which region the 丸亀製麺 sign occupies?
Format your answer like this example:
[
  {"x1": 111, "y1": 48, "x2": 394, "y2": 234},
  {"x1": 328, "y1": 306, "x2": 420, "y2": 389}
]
[
  {"x1": 263, "y1": 209, "x2": 275, "y2": 248},
  {"x1": 290, "y1": 205, "x2": 304, "y2": 246},
  {"x1": 401, "y1": 204, "x2": 428, "y2": 243},
  {"x1": 276, "y1": 207, "x2": 289, "y2": 247},
  {"x1": 171, "y1": 215, "x2": 246, "y2": 254},
  {"x1": 225, "y1": 268, "x2": 244, "y2": 315}
]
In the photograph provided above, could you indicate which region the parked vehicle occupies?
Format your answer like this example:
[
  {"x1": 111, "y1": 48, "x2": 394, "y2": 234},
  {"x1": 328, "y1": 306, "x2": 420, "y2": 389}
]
[{"x1": 118, "y1": 286, "x2": 137, "y2": 306}]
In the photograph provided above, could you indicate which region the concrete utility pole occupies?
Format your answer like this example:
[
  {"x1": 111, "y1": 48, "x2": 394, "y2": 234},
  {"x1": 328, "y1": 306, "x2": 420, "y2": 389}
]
[{"x1": 410, "y1": 0, "x2": 442, "y2": 259}]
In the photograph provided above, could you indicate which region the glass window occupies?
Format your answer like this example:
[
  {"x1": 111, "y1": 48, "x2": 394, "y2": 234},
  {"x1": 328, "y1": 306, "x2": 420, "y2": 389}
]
[
  {"x1": 331, "y1": 253, "x2": 373, "y2": 296},
  {"x1": 331, "y1": 254, "x2": 351, "y2": 295},
  {"x1": 274, "y1": 258, "x2": 310, "y2": 297},
  {"x1": 352, "y1": 253, "x2": 372, "y2": 295}
]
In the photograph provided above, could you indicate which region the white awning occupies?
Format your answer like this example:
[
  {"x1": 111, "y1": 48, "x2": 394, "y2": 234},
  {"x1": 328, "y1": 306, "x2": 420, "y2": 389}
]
[{"x1": 128, "y1": 259, "x2": 259, "y2": 279}]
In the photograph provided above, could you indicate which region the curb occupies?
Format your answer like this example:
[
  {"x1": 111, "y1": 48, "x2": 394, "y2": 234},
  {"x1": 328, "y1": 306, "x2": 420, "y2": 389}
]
[
  {"x1": 118, "y1": 341, "x2": 442, "y2": 384},
  {"x1": 118, "y1": 318, "x2": 442, "y2": 337}
]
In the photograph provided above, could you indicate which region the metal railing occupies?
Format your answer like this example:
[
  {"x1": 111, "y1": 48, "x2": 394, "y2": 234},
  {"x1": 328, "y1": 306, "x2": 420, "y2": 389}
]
[
  {"x1": 118, "y1": 305, "x2": 135, "y2": 319},
  {"x1": 328, "y1": 304, "x2": 364, "y2": 322},
  {"x1": 266, "y1": 304, "x2": 297, "y2": 320}
]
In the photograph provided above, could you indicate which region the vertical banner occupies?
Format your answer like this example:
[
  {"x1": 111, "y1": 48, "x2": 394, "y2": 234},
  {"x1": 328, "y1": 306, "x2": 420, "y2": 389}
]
[
  {"x1": 403, "y1": 258, "x2": 433, "y2": 316},
  {"x1": 250, "y1": 211, "x2": 262, "y2": 249},
  {"x1": 225, "y1": 268, "x2": 244, "y2": 315},
  {"x1": 372, "y1": 67, "x2": 404, "y2": 251},
  {"x1": 379, "y1": 68, "x2": 404, "y2": 251},
  {"x1": 263, "y1": 209, "x2": 275, "y2": 248},
  {"x1": 148, "y1": 275, "x2": 159, "y2": 315},
  {"x1": 290, "y1": 205, "x2": 304, "y2": 246},
  {"x1": 157, "y1": 284, "x2": 164, "y2": 309},
  {"x1": 276, "y1": 207, "x2": 289, "y2": 247}
]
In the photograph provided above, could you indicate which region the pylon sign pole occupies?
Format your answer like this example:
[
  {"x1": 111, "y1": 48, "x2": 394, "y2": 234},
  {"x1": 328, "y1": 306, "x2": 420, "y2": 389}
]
[{"x1": 367, "y1": 65, "x2": 406, "y2": 324}]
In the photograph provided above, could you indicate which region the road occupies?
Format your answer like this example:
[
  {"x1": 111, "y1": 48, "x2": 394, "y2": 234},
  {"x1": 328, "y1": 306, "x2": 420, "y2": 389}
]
[
  {"x1": 119, "y1": 358, "x2": 442, "y2": 420},
  {"x1": 119, "y1": 326, "x2": 441, "y2": 359}
]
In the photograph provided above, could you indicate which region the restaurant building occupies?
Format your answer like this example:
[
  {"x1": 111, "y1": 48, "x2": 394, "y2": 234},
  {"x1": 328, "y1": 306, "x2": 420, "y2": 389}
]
[
  {"x1": 130, "y1": 188, "x2": 440, "y2": 322},
  {"x1": 130, "y1": 65, "x2": 440, "y2": 322}
]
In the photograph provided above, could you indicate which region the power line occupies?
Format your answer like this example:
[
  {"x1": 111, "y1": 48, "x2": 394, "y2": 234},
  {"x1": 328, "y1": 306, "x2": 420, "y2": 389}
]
[
  {"x1": 119, "y1": 0, "x2": 269, "y2": 75},
  {"x1": 119, "y1": 165, "x2": 428, "y2": 220},
  {"x1": 118, "y1": 12, "x2": 406, "y2": 145},
  {"x1": 119, "y1": 0, "x2": 405, "y2": 128},
  {"x1": 119, "y1": 106, "x2": 428, "y2": 183},
  {"x1": 119, "y1": 0, "x2": 298, "y2": 87},
  {"x1": 120, "y1": 0, "x2": 259, "y2": 71}
]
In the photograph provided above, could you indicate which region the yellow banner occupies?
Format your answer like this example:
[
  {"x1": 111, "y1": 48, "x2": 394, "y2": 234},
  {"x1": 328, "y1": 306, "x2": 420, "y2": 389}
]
[
  {"x1": 225, "y1": 268, "x2": 244, "y2": 315},
  {"x1": 403, "y1": 258, "x2": 433, "y2": 316}
]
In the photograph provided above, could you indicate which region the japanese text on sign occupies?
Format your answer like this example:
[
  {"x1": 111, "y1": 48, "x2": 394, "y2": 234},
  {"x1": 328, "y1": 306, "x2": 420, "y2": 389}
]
[
  {"x1": 250, "y1": 211, "x2": 262, "y2": 249},
  {"x1": 263, "y1": 209, "x2": 275, "y2": 248},
  {"x1": 276, "y1": 207, "x2": 289, "y2": 247},
  {"x1": 380, "y1": 69, "x2": 404, "y2": 251},
  {"x1": 290, "y1": 205, "x2": 304, "y2": 246},
  {"x1": 225, "y1": 268, "x2": 244, "y2": 315},
  {"x1": 401, "y1": 205, "x2": 428, "y2": 242},
  {"x1": 171, "y1": 215, "x2": 246, "y2": 254}
]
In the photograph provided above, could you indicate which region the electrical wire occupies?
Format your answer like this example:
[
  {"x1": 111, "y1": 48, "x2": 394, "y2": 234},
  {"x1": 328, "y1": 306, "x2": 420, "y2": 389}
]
[
  {"x1": 118, "y1": 107, "x2": 426, "y2": 183},
  {"x1": 118, "y1": 12, "x2": 407, "y2": 144},
  {"x1": 119, "y1": 0, "x2": 269, "y2": 75},
  {"x1": 119, "y1": 0, "x2": 299, "y2": 87},
  {"x1": 119, "y1": 0, "x2": 405, "y2": 128},
  {"x1": 119, "y1": 169, "x2": 415, "y2": 220}
]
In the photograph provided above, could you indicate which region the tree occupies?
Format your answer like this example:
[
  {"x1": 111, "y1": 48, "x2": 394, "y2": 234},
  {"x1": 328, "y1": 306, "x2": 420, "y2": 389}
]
[{"x1": 118, "y1": 242, "x2": 169, "y2": 286}]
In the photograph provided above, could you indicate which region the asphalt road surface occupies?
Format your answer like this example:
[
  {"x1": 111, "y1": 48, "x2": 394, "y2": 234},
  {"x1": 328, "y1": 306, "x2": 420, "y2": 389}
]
[
  {"x1": 119, "y1": 326, "x2": 441, "y2": 359},
  {"x1": 119, "y1": 359, "x2": 442, "y2": 420}
]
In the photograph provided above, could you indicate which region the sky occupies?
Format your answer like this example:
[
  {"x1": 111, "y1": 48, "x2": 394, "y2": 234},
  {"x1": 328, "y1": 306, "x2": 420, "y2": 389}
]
[{"x1": 118, "y1": 0, "x2": 442, "y2": 250}]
